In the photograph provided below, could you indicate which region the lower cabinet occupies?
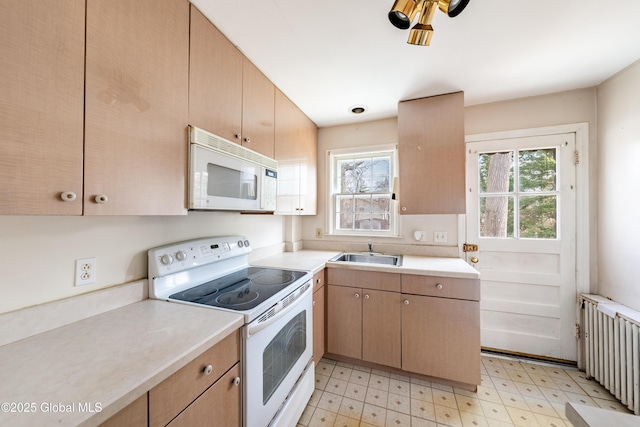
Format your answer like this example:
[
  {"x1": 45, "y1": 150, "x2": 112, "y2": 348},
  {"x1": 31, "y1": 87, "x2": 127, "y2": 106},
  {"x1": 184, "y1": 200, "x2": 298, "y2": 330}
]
[
  {"x1": 149, "y1": 329, "x2": 241, "y2": 427},
  {"x1": 326, "y1": 268, "x2": 481, "y2": 387},
  {"x1": 312, "y1": 270, "x2": 326, "y2": 365},
  {"x1": 166, "y1": 363, "x2": 241, "y2": 427},
  {"x1": 327, "y1": 269, "x2": 402, "y2": 369},
  {"x1": 402, "y1": 294, "x2": 480, "y2": 385}
]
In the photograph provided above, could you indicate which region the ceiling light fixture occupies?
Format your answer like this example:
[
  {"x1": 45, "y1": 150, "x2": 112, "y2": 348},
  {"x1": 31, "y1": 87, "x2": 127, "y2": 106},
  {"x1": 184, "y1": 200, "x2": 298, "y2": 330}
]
[
  {"x1": 350, "y1": 105, "x2": 367, "y2": 114},
  {"x1": 388, "y1": 0, "x2": 471, "y2": 45}
]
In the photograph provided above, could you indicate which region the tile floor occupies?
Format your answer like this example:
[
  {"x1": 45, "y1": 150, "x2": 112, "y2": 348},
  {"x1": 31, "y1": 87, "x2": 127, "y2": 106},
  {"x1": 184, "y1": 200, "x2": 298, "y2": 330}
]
[{"x1": 297, "y1": 354, "x2": 633, "y2": 427}]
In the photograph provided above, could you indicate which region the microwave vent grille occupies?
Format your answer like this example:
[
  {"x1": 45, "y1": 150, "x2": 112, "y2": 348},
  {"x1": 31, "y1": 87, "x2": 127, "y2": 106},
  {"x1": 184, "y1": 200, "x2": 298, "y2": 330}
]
[{"x1": 190, "y1": 126, "x2": 278, "y2": 170}]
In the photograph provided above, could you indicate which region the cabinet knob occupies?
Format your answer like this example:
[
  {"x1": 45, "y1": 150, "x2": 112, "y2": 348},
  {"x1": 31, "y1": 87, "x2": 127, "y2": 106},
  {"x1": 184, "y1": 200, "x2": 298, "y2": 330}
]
[
  {"x1": 60, "y1": 191, "x2": 77, "y2": 202},
  {"x1": 354, "y1": 293, "x2": 360, "y2": 299},
  {"x1": 404, "y1": 299, "x2": 410, "y2": 305},
  {"x1": 94, "y1": 194, "x2": 108, "y2": 204},
  {"x1": 235, "y1": 133, "x2": 242, "y2": 140},
  {"x1": 364, "y1": 294, "x2": 370, "y2": 300},
  {"x1": 244, "y1": 137, "x2": 251, "y2": 143},
  {"x1": 203, "y1": 364, "x2": 213, "y2": 376},
  {"x1": 233, "y1": 376, "x2": 241, "y2": 386},
  {"x1": 313, "y1": 300, "x2": 316, "y2": 306},
  {"x1": 316, "y1": 278, "x2": 322, "y2": 284},
  {"x1": 436, "y1": 283, "x2": 443, "y2": 290},
  {"x1": 401, "y1": 206, "x2": 407, "y2": 211}
]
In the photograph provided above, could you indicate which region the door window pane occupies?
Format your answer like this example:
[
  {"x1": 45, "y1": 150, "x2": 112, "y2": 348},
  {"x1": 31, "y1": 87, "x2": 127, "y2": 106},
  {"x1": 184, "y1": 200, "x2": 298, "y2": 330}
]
[
  {"x1": 519, "y1": 195, "x2": 557, "y2": 238},
  {"x1": 479, "y1": 152, "x2": 514, "y2": 193},
  {"x1": 519, "y1": 149, "x2": 556, "y2": 192},
  {"x1": 480, "y1": 196, "x2": 514, "y2": 238}
]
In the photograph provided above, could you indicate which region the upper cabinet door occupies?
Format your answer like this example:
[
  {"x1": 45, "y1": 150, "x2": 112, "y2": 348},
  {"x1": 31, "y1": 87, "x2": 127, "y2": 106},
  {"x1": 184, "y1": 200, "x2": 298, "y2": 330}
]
[
  {"x1": 84, "y1": 0, "x2": 189, "y2": 215},
  {"x1": 0, "y1": 0, "x2": 85, "y2": 215},
  {"x1": 398, "y1": 91, "x2": 465, "y2": 214},
  {"x1": 241, "y1": 58, "x2": 275, "y2": 158},
  {"x1": 189, "y1": 6, "x2": 243, "y2": 144},
  {"x1": 274, "y1": 89, "x2": 318, "y2": 215}
]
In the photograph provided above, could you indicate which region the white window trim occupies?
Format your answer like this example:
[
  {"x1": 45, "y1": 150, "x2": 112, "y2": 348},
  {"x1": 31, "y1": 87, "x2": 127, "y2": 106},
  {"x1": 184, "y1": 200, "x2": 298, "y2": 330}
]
[{"x1": 326, "y1": 144, "x2": 400, "y2": 237}]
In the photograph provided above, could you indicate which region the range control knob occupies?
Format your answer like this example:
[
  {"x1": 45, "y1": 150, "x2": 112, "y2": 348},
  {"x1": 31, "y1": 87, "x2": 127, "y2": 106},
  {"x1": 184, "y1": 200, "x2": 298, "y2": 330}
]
[
  {"x1": 160, "y1": 254, "x2": 174, "y2": 265},
  {"x1": 244, "y1": 240, "x2": 250, "y2": 247},
  {"x1": 238, "y1": 240, "x2": 244, "y2": 248},
  {"x1": 175, "y1": 250, "x2": 187, "y2": 261}
]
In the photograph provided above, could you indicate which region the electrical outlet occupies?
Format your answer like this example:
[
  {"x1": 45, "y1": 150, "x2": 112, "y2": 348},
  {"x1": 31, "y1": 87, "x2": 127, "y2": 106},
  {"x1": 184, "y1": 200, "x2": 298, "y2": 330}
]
[
  {"x1": 75, "y1": 258, "x2": 97, "y2": 286},
  {"x1": 434, "y1": 231, "x2": 448, "y2": 243},
  {"x1": 315, "y1": 228, "x2": 323, "y2": 238}
]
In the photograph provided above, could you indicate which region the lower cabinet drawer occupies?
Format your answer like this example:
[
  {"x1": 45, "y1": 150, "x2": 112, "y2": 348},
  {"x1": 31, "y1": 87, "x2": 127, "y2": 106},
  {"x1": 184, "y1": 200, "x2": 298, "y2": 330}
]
[
  {"x1": 167, "y1": 363, "x2": 241, "y2": 427},
  {"x1": 401, "y1": 274, "x2": 479, "y2": 301},
  {"x1": 149, "y1": 330, "x2": 240, "y2": 427}
]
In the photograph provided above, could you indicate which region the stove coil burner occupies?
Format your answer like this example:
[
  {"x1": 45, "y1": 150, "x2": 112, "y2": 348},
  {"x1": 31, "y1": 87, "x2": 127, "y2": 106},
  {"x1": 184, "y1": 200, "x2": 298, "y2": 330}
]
[
  {"x1": 251, "y1": 271, "x2": 295, "y2": 286},
  {"x1": 216, "y1": 288, "x2": 259, "y2": 307}
]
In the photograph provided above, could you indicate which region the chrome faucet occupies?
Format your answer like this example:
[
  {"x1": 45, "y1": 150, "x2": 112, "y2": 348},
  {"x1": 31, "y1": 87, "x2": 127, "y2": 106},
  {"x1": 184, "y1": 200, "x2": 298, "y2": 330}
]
[{"x1": 367, "y1": 240, "x2": 373, "y2": 253}]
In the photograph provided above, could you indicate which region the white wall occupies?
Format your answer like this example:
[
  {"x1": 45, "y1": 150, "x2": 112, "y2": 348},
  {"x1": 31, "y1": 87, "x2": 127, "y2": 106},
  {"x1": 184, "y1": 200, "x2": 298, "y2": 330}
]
[
  {"x1": 0, "y1": 212, "x2": 285, "y2": 314},
  {"x1": 596, "y1": 60, "x2": 640, "y2": 312}
]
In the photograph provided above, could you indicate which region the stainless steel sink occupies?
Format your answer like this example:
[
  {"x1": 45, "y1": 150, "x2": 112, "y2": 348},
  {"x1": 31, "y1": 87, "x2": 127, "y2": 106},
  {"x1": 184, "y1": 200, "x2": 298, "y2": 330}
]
[{"x1": 329, "y1": 252, "x2": 403, "y2": 266}]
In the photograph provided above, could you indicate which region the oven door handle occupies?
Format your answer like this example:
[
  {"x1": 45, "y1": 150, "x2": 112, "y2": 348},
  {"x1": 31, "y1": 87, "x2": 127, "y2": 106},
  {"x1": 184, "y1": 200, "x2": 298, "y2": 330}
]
[{"x1": 246, "y1": 284, "x2": 312, "y2": 337}]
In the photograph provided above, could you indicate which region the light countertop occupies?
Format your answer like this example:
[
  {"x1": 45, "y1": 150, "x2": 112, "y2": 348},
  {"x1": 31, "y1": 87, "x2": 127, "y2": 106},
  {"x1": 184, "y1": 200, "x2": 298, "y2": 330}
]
[
  {"x1": 0, "y1": 300, "x2": 244, "y2": 427},
  {"x1": 253, "y1": 250, "x2": 479, "y2": 279}
]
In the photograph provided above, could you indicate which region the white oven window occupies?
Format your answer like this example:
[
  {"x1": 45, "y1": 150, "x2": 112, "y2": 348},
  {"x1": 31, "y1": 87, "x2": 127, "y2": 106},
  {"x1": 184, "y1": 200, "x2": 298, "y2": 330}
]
[
  {"x1": 263, "y1": 310, "x2": 307, "y2": 404},
  {"x1": 207, "y1": 163, "x2": 257, "y2": 200}
]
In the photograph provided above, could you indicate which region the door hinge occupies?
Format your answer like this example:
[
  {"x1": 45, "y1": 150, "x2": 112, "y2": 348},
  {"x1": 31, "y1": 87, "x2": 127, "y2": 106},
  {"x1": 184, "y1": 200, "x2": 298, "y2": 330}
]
[
  {"x1": 575, "y1": 323, "x2": 581, "y2": 340},
  {"x1": 463, "y1": 243, "x2": 478, "y2": 252},
  {"x1": 574, "y1": 150, "x2": 580, "y2": 165}
]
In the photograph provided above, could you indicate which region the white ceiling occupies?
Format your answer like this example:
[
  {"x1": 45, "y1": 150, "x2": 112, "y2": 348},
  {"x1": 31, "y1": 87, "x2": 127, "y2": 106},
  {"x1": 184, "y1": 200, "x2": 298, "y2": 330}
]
[{"x1": 190, "y1": 0, "x2": 640, "y2": 128}]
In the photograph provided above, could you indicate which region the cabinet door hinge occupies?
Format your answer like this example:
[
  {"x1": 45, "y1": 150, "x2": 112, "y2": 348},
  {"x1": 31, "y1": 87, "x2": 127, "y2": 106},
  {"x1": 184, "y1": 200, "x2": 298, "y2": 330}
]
[
  {"x1": 574, "y1": 150, "x2": 580, "y2": 165},
  {"x1": 575, "y1": 323, "x2": 581, "y2": 340}
]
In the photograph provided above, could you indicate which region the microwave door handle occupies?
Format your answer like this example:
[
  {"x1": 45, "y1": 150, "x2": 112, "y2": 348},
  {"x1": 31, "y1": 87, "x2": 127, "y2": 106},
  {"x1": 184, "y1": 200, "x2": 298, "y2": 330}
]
[{"x1": 245, "y1": 284, "x2": 312, "y2": 337}]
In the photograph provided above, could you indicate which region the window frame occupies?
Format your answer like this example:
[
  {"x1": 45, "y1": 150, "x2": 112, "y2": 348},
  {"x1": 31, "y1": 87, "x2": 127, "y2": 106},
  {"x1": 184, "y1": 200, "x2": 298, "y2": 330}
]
[{"x1": 327, "y1": 144, "x2": 399, "y2": 237}]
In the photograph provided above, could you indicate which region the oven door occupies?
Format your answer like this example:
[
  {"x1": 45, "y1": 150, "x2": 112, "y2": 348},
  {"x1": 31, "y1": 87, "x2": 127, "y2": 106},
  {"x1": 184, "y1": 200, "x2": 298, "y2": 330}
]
[{"x1": 243, "y1": 283, "x2": 313, "y2": 427}]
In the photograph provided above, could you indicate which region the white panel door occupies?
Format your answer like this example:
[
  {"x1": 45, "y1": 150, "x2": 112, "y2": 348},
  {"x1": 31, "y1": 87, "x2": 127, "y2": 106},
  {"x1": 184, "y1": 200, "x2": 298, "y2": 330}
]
[{"x1": 466, "y1": 132, "x2": 577, "y2": 361}]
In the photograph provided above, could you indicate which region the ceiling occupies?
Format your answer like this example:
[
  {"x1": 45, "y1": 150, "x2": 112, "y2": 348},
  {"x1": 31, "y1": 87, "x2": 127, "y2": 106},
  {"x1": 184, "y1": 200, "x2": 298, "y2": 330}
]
[{"x1": 190, "y1": 0, "x2": 640, "y2": 128}]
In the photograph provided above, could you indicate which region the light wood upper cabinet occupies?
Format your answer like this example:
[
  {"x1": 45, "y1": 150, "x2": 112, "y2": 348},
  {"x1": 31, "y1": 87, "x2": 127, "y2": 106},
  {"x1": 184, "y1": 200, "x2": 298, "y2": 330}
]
[
  {"x1": 189, "y1": 6, "x2": 243, "y2": 144},
  {"x1": 0, "y1": 0, "x2": 85, "y2": 215},
  {"x1": 84, "y1": 0, "x2": 189, "y2": 215},
  {"x1": 189, "y1": 7, "x2": 275, "y2": 158},
  {"x1": 242, "y1": 58, "x2": 275, "y2": 158},
  {"x1": 274, "y1": 89, "x2": 318, "y2": 215},
  {"x1": 397, "y1": 91, "x2": 465, "y2": 214}
]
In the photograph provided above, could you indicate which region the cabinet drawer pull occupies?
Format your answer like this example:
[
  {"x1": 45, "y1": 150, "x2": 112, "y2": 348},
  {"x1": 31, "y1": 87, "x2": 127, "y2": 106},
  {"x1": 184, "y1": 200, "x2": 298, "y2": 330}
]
[
  {"x1": 312, "y1": 300, "x2": 316, "y2": 306},
  {"x1": 203, "y1": 364, "x2": 213, "y2": 376},
  {"x1": 436, "y1": 284, "x2": 443, "y2": 290},
  {"x1": 354, "y1": 293, "x2": 360, "y2": 299},
  {"x1": 403, "y1": 299, "x2": 409, "y2": 305},
  {"x1": 94, "y1": 194, "x2": 109, "y2": 204},
  {"x1": 233, "y1": 376, "x2": 241, "y2": 386}
]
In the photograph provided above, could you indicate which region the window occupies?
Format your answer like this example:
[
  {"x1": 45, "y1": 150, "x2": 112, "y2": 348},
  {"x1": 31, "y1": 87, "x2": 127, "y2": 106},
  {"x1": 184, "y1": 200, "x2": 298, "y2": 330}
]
[{"x1": 328, "y1": 146, "x2": 398, "y2": 236}]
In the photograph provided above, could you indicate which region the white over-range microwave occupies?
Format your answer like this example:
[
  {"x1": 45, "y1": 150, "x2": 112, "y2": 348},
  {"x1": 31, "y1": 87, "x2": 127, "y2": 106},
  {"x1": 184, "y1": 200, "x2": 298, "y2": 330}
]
[{"x1": 188, "y1": 126, "x2": 278, "y2": 212}]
